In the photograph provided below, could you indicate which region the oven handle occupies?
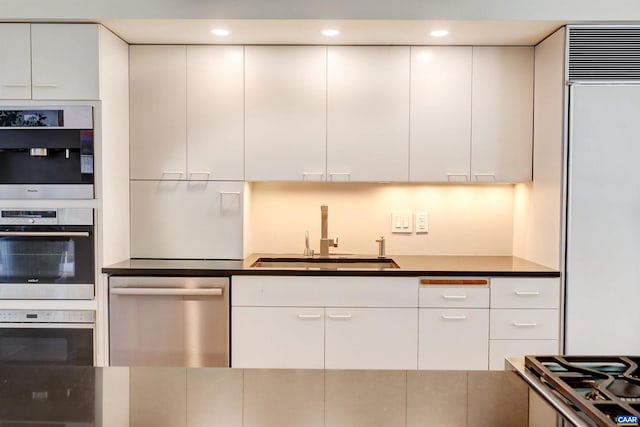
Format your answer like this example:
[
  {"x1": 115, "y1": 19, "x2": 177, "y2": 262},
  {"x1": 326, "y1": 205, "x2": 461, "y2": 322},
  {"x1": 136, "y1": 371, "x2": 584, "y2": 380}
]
[
  {"x1": 0, "y1": 232, "x2": 90, "y2": 237},
  {"x1": 0, "y1": 323, "x2": 94, "y2": 329},
  {"x1": 111, "y1": 288, "x2": 224, "y2": 297}
]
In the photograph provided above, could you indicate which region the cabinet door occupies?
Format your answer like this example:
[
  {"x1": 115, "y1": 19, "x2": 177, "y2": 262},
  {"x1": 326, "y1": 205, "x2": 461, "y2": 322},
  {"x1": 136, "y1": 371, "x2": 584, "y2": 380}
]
[
  {"x1": 245, "y1": 46, "x2": 327, "y2": 181},
  {"x1": 30, "y1": 24, "x2": 99, "y2": 100},
  {"x1": 418, "y1": 308, "x2": 489, "y2": 370},
  {"x1": 325, "y1": 308, "x2": 417, "y2": 369},
  {"x1": 410, "y1": 47, "x2": 472, "y2": 182},
  {"x1": 231, "y1": 307, "x2": 324, "y2": 368},
  {"x1": 187, "y1": 46, "x2": 244, "y2": 181},
  {"x1": 471, "y1": 47, "x2": 533, "y2": 182},
  {"x1": 327, "y1": 46, "x2": 410, "y2": 182},
  {"x1": 130, "y1": 180, "x2": 243, "y2": 259},
  {"x1": 130, "y1": 45, "x2": 187, "y2": 180},
  {"x1": 0, "y1": 24, "x2": 31, "y2": 99}
]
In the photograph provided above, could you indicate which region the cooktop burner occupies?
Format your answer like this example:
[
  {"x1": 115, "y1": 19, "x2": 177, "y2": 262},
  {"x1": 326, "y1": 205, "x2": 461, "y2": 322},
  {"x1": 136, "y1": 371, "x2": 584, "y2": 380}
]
[{"x1": 525, "y1": 356, "x2": 640, "y2": 427}]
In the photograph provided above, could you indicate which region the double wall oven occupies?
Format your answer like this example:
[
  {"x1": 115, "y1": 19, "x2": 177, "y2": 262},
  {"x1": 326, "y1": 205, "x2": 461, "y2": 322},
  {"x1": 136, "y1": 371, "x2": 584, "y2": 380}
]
[{"x1": 0, "y1": 208, "x2": 95, "y2": 366}]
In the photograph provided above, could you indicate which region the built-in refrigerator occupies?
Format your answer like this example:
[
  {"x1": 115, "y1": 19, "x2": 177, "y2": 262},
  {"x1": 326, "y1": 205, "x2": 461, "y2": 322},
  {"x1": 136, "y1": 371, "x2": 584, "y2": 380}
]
[{"x1": 565, "y1": 84, "x2": 640, "y2": 354}]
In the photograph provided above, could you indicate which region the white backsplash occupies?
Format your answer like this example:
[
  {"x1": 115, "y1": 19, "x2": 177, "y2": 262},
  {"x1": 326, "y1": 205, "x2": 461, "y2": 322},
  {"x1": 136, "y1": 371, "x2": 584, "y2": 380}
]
[{"x1": 246, "y1": 182, "x2": 515, "y2": 256}]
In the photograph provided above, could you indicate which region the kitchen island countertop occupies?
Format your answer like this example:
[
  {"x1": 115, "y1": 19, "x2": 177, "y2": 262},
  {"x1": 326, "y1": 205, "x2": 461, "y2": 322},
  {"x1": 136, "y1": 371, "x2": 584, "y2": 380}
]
[{"x1": 102, "y1": 254, "x2": 559, "y2": 277}]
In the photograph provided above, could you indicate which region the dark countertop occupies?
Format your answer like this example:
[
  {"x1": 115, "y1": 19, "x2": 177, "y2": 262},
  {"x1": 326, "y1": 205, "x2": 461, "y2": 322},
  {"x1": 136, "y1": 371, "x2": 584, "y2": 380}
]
[{"x1": 102, "y1": 254, "x2": 559, "y2": 277}]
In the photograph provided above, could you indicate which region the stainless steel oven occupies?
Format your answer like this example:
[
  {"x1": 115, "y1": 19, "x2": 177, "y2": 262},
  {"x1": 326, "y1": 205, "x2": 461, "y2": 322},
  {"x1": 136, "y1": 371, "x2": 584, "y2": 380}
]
[
  {"x1": 0, "y1": 208, "x2": 94, "y2": 299},
  {"x1": 0, "y1": 106, "x2": 94, "y2": 199},
  {"x1": 0, "y1": 310, "x2": 94, "y2": 366},
  {"x1": 0, "y1": 365, "x2": 95, "y2": 427}
]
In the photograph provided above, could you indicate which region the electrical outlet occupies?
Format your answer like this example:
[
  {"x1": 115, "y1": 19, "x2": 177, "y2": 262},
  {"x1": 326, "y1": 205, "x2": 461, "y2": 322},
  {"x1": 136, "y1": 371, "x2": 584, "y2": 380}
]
[
  {"x1": 391, "y1": 211, "x2": 413, "y2": 233},
  {"x1": 415, "y1": 212, "x2": 428, "y2": 233}
]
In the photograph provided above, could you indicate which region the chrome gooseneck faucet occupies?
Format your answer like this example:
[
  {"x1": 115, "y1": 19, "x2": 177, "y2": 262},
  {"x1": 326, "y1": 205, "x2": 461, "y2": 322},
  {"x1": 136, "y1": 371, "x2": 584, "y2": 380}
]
[{"x1": 319, "y1": 204, "x2": 338, "y2": 257}]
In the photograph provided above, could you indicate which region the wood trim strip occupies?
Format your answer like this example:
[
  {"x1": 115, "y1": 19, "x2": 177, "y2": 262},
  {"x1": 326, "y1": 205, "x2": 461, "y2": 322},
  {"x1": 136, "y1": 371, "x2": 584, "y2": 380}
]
[{"x1": 419, "y1": 279, "x2": 489, "y2": 285}]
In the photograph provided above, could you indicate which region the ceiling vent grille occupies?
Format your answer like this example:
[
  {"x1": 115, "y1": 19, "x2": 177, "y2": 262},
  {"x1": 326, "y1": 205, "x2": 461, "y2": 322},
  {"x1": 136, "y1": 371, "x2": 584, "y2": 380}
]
[{"x1": 568, "y1": 27, "x2": 640, "y2": 81}]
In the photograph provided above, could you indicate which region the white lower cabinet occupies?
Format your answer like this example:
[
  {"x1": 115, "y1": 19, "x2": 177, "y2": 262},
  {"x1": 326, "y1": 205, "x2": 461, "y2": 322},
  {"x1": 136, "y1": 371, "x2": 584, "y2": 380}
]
[
  {"x1": 325, "y1": 308, "x2": 417, "y2": 369},
  {"x1": 230, "y1": 276, "x2": 560, "y2": 370},
  {"x1": 419, "y1": 308, "x2": 489, "y2": 370},
  {"x1": 418, "y1": 284, "x2": 490, "y2": 370},
  {"x1": 231, "y1": 276, "x2": 418, "y2": 369},
  {"x1": 231, "y1": 307, "x2": 324, "y2": 369},
  {"x1": 488, "y1": 277, "x2": 561, "y2": 370}
]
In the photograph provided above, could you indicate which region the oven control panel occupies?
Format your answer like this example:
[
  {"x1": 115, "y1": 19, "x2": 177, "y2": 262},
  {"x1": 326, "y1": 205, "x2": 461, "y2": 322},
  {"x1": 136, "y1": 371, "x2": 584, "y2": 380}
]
[
  {"x1": 0, "y1": 208, "x2": 93, "y2": 225},
  {"x1": 0, "y1": 310, "x2": 95, "y2": 323}
]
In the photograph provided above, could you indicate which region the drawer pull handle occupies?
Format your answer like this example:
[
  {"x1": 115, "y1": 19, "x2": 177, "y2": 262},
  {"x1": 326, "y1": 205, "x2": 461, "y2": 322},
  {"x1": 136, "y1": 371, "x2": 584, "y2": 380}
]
[
  {"x1": 328, "y1": 172, "x2": 352, "y2": 182},
  {"x1": 421, "y1": 279, "x2": 488, "y2": 285},
  {"x1": 162, "y1": 170, "x2": 184, "y2": 176},
  {"x1": 297, "y1": 314, "x2": 322, "y2": 319},
  {"x1": 441, "y1": 314, "x2": 467, "y2": 320},
  {"x1": 189, "y1": 171, "x2": 211, "y2": 178},
  {"x1": 2, "y1": 83, "x2": 28, "y2": 87},
  {"x1": 442, "y1": 295, "x2": 467, "y2": 300},
  {"x1": 302, "y1": 172, "x2": 324, "y2": 181},
  {"x1": 513, "y1": 322, "x2": 537, "y2": 327},
  {"x1": 514, "y1": 291, "x2": 540, "y2": 296},
  {"x1": 32, "y1": 83, "x2": 59, "y2": 88},
  {"x1": 328, "y1": 313, "x2": 352, "y2": 320},
  {"x1": 446, "y1": 173, "x2": 469, "y2": 182}
]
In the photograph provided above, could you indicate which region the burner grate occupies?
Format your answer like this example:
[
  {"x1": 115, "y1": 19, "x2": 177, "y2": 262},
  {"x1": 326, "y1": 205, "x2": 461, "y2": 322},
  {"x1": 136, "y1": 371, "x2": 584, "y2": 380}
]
[{"x1": 526, "y1": 356, "x2": 640, "y2": 427}]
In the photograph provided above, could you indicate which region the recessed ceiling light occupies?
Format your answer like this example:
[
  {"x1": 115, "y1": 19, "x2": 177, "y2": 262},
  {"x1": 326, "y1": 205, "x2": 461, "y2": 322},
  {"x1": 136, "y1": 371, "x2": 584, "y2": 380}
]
[
  {"x1": 430, "y1": 29, "x2": 449, "y2": 37},
  {"x1": 321, "y1": 29, "x2": 340, "y2": 37},
  {"x1": 211, "y1": 28, "x2": 230, "y2": 36}
]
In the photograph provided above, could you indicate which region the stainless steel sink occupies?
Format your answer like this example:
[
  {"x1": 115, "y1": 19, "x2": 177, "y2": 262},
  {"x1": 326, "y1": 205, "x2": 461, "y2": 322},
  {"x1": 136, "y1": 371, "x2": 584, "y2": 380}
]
[{"x1": 250, "y1": 257, "x2": 399, "y2": 269}]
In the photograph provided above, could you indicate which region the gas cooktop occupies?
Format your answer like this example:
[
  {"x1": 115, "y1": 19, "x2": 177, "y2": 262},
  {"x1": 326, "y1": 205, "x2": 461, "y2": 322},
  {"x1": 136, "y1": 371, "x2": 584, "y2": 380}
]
[{"x1": 525, "y1": 356, "x2": 640, "y2": 427}]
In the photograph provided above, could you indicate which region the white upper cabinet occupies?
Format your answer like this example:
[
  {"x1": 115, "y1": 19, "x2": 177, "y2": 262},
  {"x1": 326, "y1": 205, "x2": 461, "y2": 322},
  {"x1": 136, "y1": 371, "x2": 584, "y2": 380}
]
[
  {"x1": 245, "y1": 46, "x2": 327, "y2": 181},
  {"x1": 327, "y1": 46, "x2": 410, "y2": 182},
  {"x1": 187, "y1": 46, "x2": 244, "y2": 181},
  {"x1": 471, "y1": 47, "x2": 534, "y2": 182},
  {"x1": 410, "y1": 47, "x2": 472, "y2": 182},
  {"x1": 0, "y1": 24, "x2": 31, "y2": 99},
  {"x1": 31, "y1": 24, "x2": 99, "y2": 100},
  {"x1": 0, "y1": 23, "x2": 99, "y2": 100},
  {"x1": 130, "y1": 45, "x2": 244, "y2": 181},
  {"x1": 130, "y1": 45, "x2": 187, "y2": 180}
]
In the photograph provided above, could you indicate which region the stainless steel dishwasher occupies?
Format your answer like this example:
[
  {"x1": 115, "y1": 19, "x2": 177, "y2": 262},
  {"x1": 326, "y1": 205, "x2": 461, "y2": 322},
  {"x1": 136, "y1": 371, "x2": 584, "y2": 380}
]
[{"x1": 109, "y1": 276, "x2": 229, "y2": 367}]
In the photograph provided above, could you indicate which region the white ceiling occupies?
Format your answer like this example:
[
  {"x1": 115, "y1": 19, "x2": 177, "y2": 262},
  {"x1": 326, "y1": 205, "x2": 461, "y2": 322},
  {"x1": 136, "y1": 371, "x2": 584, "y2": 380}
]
[{"x1": 99, "y1": 19, "x2": 567, "y2": 46}]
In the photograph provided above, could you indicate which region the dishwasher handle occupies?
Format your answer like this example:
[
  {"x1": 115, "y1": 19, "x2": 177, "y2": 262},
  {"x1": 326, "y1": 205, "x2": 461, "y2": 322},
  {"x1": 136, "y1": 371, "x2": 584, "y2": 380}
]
[{"x1": 110, "y1": 287, "x2": 224, "y2": 297}]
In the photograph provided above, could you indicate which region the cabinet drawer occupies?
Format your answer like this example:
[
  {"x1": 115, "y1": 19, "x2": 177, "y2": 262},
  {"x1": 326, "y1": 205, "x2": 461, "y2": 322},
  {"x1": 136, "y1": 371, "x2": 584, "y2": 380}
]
[
  {"x1": 419, "y1": 286, "x2": 489, "y2": 308},
  {"x1": 232, "y1": 276, "x2": 417, "y2": 307},
  {"x1": 490, "y1": 309, "x2": 559, "y2": 340},
  {"x1": 490, "y1": 278, "x2": 560, "y2": 308},
  {"x1": 489, "y1": 339, "x2": 559, "y2": 370}
]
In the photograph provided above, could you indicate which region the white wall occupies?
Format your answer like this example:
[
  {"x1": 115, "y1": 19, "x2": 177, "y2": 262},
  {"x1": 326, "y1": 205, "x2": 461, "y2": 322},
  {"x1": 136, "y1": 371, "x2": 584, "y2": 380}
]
[
  {"x1": 2, "y1": 0, "x2": 639, "y2": 20},
  {"x1": 247, "y1": 182, "x2": 514, "y2": 256},
  {"x1": 512, "y1": 28, "x2": 565, "y2": 269}
]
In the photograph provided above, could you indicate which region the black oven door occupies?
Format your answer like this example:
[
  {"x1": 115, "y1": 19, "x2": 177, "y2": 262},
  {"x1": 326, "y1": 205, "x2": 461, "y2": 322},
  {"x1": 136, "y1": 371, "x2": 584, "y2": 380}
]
[
  {"x1": 0, "y1": 225, "x2": 94, "y2": 299},
  {"x1": 0, "y1": 326, "x2": 94, "y2": 366},
  {"x1": 0, "y1": 365, "x2": 95, "y2": 426}
]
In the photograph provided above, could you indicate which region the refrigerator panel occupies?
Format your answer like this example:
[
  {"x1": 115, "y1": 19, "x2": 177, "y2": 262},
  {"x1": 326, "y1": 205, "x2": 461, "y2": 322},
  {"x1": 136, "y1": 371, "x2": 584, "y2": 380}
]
[{"x1": 566, "y1": 84, "x2": 640, "y2": 354}]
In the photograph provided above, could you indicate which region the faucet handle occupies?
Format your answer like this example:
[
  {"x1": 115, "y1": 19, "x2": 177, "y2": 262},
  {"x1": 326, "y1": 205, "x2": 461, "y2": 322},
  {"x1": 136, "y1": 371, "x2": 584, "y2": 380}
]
[
  {"x1": 303, "y1": 231, "x2": 314, "y2": 257},
  {"x1": 376, "y1": 236, "x2": 385, "y2": 258},
  {"x1": 332, "y1": 237, "x2": 339, "y2": 247}
]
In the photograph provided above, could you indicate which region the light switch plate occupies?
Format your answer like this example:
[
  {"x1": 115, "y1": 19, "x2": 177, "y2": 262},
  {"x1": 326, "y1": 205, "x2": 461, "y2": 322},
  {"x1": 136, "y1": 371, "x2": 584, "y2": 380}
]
[
  {"x1": 415, "y1": 212, "x2": 428, "y2": 233},
  {"x1": 391, "y1": 211, "x2": 413, "y2": 233}
]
